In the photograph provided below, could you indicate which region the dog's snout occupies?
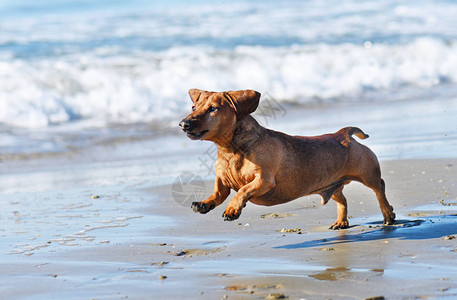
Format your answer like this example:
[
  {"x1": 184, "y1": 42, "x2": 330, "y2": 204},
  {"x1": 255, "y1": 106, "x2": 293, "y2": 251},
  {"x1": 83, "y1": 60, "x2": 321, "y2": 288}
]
[{"x1": 179, "y1": 119, "x2": 192, "y2": 131}]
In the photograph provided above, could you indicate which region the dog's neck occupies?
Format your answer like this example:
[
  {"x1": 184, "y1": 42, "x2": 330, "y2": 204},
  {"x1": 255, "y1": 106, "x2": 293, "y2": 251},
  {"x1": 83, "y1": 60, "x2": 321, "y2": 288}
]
[{"x1": 216, "y1": 115, "x2": 264, "y2": 156}]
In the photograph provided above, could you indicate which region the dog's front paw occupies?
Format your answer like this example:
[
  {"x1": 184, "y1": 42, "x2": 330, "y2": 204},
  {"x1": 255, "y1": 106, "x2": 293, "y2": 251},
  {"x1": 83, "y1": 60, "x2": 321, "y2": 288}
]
[
  {"x1": 191, "y1": 201, "x2": 215, "y2": 214},
  {"x1": 222, "y1": 207, "x2": 241, "y2": 221}
]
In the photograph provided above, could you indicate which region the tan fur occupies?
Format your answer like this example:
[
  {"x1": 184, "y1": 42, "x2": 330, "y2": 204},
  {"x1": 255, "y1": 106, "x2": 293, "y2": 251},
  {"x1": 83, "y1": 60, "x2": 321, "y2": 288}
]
[{"x1": 179, "y1": 89, "x2": 395, "y2": 229}]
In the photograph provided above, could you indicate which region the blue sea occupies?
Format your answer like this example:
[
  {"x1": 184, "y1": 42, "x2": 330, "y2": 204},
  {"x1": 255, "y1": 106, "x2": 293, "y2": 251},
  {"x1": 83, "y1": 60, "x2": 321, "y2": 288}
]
[{"x1": 0, "y1": 0, "x2": 457, "y2": 155}]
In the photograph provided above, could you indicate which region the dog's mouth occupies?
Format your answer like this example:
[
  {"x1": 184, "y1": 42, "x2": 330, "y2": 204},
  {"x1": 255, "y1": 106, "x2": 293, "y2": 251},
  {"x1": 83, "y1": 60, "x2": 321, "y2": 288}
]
[{"x1": 186, "y1": 130, "x2": 209, "y2": 140}]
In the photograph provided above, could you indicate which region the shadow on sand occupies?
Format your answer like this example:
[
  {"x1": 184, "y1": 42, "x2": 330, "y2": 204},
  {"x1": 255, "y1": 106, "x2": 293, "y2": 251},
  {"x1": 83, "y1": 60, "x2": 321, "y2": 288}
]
[{"x1": 276, "y1": 215, "x2": 457, "y2": 249}]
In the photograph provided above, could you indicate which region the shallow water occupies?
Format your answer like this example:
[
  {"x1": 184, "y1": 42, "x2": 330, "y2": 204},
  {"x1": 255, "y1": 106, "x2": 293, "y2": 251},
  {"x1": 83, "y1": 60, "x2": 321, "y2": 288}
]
[{"x1": 0, "y1": 173, "x2": 174, "y2": 257}]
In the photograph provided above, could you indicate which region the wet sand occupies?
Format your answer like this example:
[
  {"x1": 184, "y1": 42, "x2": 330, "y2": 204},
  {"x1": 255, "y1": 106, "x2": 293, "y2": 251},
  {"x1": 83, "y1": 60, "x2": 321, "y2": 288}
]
[
  {"x1": 1, "y1": 97, "x2": 457, "y2": 299},
  {"x1": 1, "y1": 157, "x2": 457, "y2": 299}
]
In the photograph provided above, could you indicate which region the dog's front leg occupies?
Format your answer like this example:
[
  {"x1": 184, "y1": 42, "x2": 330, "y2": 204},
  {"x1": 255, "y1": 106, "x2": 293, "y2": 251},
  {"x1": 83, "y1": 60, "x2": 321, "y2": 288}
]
[
  {"x1": 223, "y1": 174, "x2": 275, "y2": 221},
  {"x1": 192, "y1": 177, "x2": 230, "y2": 214}
]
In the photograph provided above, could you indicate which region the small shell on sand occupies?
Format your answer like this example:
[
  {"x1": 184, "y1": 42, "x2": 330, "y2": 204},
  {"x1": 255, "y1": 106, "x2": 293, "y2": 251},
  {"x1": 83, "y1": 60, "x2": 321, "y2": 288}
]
[
  {"x1": 261, "y1": 213, "x2": 295, "y2": 219},
  {"x1": 277, "y1": 228, "x2": 302, "y2": 234}
]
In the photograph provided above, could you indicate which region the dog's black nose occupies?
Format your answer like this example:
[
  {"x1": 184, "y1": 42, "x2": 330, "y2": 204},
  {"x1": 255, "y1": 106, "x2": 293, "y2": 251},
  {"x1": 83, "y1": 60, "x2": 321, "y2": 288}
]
[{"x1": 179, "y1": 119, "x2": 192, "y2": 131}]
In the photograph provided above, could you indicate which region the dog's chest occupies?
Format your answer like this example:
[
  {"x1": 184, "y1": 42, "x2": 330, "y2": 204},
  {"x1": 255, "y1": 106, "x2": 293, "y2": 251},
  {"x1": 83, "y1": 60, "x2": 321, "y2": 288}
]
[{"x1": 216, "y1": 153, "x2": 254, "y2": 191}]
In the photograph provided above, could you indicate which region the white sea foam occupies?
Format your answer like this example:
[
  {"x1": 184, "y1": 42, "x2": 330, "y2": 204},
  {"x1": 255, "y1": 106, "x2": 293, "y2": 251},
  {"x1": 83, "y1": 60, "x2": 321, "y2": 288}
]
[
  {"x1": 1, "y1": 38, "x2": 457, "y2": 128},
  {"x1": 1, "y1": 0, "x2": 457, "y2": 129}
]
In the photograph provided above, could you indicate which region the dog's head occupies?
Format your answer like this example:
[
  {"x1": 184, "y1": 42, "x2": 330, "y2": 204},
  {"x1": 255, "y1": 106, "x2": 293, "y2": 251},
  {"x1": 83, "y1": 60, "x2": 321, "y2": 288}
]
[{"x1": 179, "y1": 89, "x2": 260, "y2": 143}]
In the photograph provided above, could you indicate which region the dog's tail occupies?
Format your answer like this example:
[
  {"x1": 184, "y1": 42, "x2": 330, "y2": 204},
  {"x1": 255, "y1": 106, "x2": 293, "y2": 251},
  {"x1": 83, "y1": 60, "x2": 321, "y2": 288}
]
[{"x1": 341, "y1": 127, "x2": 369, "y2": 140}]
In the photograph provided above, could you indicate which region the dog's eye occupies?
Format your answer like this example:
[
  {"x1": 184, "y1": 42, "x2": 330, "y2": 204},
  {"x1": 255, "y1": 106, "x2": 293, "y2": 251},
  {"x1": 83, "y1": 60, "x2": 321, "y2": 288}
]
[
  {"x1": 208, "y1": 106, "x2": 218, "y2": 113},
  {"x1": 192, "y1": 106, "x2": 196, "y2": 112}
]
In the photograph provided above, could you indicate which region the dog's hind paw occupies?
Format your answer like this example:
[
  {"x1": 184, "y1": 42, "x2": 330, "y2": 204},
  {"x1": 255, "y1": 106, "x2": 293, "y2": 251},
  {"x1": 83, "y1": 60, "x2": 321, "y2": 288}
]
[
  {"x1": 329, "y1": 220, "x2": 349, "y2": 230},
  {"x1": 191, "y1": 201, "x2": 215, "y2": 214},
  {"x1": 383, "y1": 209, "x2": 396, "y2": 225},
  {"x1": 383, "y1": 218, "x2": 396, "y2": 225}
]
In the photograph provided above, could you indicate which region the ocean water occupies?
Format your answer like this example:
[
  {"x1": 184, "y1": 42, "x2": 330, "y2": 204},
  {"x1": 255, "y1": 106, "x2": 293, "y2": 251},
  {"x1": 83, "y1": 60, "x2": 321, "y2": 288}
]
[{"x1": 0, "y1": 0, "x2": 457, "y2": 156}]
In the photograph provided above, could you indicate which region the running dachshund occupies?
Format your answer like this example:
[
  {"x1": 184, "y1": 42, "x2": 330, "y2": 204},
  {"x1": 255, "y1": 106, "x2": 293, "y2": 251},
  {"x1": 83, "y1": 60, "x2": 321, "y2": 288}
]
[{"x1": 179, "y1": 89, "x2": 395, "y2": 229}]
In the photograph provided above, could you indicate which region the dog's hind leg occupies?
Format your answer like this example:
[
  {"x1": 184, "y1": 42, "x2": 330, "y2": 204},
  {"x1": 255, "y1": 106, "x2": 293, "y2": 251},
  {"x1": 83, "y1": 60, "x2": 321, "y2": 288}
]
[
  {"x1": 329, "y1": 186, "x2": 350, "y2": 229},
  {"x1": 350, "y1": 143, "x2": 395, "y2": 225},
  {"x1": 364, "y1": 177, "x2": 396, "y2": 225}
]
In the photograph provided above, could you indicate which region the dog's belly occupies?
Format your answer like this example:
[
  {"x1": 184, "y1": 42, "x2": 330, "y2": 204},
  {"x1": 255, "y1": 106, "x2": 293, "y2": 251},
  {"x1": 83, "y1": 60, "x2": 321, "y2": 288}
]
[
  {"x1": 248, "y1": 183, "x2": 313, "y2": 206},
  {"x1": 249, "y1": 189, "x2": 295, "y2": 206},
  {"x1": 249, "y1": 175, "x2": 354, "y2": 207}
]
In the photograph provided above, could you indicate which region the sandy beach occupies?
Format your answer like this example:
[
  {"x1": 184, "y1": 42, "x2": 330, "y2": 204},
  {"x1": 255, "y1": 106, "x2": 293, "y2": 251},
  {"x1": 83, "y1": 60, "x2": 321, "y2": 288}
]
[
  {"x1": 2, "y1": 1, "x2": 457, "y2": 298},
  {"x1": 1, "y1": 97, "x2": 457, "y2": 300}
]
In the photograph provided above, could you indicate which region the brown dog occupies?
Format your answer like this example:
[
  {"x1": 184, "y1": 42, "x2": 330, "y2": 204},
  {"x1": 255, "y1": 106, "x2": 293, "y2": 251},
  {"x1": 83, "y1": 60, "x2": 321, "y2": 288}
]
[{"x1": 179, "y1": 89, "x2": 395, "y2": 229}]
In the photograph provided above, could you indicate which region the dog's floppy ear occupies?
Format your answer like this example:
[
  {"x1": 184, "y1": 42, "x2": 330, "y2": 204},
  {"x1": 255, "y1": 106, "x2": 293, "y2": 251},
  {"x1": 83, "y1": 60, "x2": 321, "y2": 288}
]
[
  {"x1": 188, "y1": 89, "x2": 205, "y2": 103},
  {"x1": 226, "y1": 90, "x2": 261, "y2": 117}
]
